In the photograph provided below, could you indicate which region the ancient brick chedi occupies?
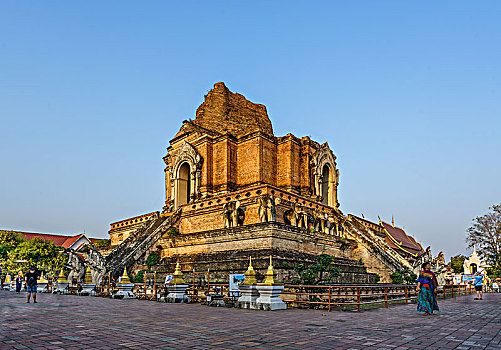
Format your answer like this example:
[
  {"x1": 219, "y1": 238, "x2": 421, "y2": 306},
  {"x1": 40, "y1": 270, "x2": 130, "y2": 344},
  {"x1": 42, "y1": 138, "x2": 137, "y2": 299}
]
[{"x1": 107, "y1": 82, "x2": 416, "y2": 283}]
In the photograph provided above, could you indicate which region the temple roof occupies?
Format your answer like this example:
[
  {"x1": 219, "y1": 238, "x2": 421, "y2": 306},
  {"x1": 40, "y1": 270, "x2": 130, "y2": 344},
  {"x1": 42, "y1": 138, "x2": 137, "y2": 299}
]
[
  {"x1": 6, "y1": 230, "x2": 99, "y2": 250},
  {"x1": 192, "y1": 82, "x2": 274, "y2": 138},
  {"x1": 381, "y1": 222, "x2": 424, "y2": 257}
]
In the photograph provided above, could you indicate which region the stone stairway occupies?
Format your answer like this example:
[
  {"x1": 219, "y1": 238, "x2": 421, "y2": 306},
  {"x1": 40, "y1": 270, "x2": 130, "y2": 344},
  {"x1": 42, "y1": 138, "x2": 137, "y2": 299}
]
[
  {"x1": 344, "y1": 214, "x2": 412, "y2": 272},
  {"x1": 105, "y1": 208, "x2": 182, "y2": 279}
]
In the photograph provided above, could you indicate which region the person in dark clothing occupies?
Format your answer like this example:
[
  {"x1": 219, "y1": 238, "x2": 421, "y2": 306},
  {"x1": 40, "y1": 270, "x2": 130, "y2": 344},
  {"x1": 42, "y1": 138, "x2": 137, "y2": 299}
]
[
  {"x1": 25, "y1": 267, "x2": 40, "y2": 303},
  {"x1": 15, "y1": 272, "x2": 23, "y2": 293}
]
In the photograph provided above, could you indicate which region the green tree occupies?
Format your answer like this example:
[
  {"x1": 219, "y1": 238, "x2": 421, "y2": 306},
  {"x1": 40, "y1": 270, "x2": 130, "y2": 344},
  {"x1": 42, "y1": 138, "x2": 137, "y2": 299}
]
[
  {"x1": 4, "y1": 237, "x2": 66, "y2": 274},
  {"x1": 0, "y1": 230, "x2": 26, "y2": 260},
  {"x1": 390, "y1": 270, "x2": 403, "y2": 284},
  {"x1": 145, "y1": 252, "x2": 160, "y2": 271},
  {"x1": 450, "y1": 254, "x2": 467, "y2": 274},
  {"x1": 294, "y1": 254, "x2": 340, "y2": 285},
  {"x1": 134, "y1": 270, "x2": 145, "y2": 283},
  {"x1": 466, "y1": 204, "x2": 501, "y2": 274},
  {"x1": 95, "y1": 239, "x2": 111, "y2": 249},
  {"x1": 390, "y1": 269, "x2": 417, "y2": 284}
]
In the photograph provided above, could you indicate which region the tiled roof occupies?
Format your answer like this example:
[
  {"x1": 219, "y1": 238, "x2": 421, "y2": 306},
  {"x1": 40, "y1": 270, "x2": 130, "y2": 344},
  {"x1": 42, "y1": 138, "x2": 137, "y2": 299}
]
[
  {"x1": 5, "y1": 230, "x2": 99, "y2": 249},
  {"x1": 381, "y1": 222, "x2": 424, "y2": 256},
  {"x1": 61, "y1": 234, "x2": 83, "y2": 249}
]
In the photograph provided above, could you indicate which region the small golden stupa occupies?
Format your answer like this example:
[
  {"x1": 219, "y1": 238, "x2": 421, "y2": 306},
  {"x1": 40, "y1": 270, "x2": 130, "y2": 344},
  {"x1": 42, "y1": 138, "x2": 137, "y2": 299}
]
[
  {"x1": 84, "y1": 265, "x2": 93, "y2": 284},
  {"x1": 39, "y1": 274, "x2": 49, "y2": 283},
  {"x1": 4, "y1": 274, "x2": 11, "y2": 284},
  {"x1": 242, "y1": 256, "x2": 257, "y2": 285},
  {"x1": 170, "y1": 260, "x2": 186, "y2": 284},
  {"x1": 57, "y1": 269, "x2": 68, "y2": 283},
  {"x1": 259, "y1": 256, "x2": 276, "y2": 285},
  {"x1": 119, "y1": 266, "x2": 131, "y2": 284}
]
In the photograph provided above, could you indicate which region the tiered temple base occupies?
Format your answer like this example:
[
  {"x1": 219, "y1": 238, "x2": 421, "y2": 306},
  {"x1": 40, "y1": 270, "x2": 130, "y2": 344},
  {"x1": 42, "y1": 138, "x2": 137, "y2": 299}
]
[
  {"x1": 151, "y1": 248, "x2": 378, "y2": 285},
  {"x1": 113, "y1": 283, "x2": 136, "y2": 299},
  {"x1": 256, "y1": 285, "x2": 287, "y2": 311},
  {"x1": 236, "y1": 285, "x2": 260, "y2": 309},
  {"x1": 79, "y1": 283, "x2": 96, "y2": 296},
  {"x1": 163, "y1": 284, "x2": 190, "y2": 303}
]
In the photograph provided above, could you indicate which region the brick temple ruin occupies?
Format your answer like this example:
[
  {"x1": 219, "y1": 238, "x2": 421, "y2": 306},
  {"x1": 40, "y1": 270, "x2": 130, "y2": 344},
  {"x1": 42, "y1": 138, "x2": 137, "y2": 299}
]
[{"x1": 104, "y1": 82, "x2": 429, "y2": 283}]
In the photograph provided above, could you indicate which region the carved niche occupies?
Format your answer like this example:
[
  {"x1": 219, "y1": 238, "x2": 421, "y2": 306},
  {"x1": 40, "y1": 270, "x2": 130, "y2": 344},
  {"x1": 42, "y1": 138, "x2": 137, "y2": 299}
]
[
  {"x1": 310, "y1": 143, "x2": 339, "y2": 208},
  {"x1": 166, "y1": 141, "x2": 203, "y2": 208}
]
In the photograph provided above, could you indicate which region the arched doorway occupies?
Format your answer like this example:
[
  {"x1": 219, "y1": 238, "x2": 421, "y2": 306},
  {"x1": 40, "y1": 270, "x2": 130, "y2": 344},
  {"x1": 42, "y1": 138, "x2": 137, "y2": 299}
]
[
  {"x1": 321, "y1": 164, "x2": 331, "y2": 206},
  {"x1": 177, "y1": 162, "x2": 191, "y2": 206},
  {"x1": 470, "y1": 263, "x2": 477, "y2": 274}
]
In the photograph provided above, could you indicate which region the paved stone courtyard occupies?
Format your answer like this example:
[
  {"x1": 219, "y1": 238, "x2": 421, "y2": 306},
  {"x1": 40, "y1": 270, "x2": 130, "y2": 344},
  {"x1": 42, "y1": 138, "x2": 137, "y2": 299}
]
[{"x1": 1, "y1": 290, "x2": 500, "y2": 349}]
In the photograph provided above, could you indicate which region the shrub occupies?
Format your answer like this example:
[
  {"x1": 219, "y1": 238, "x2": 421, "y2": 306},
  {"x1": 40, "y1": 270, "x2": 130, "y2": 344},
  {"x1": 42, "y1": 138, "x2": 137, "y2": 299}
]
[
  {"x1": 145, "y1": 252, "x2": 160, "y2": 271},
  {"x1": 167, "y1": 227, "x2": 180, "y2": 236},
  {"x1": 95, "y1": 239, "x2": 111, "y2": 249},
  {"x1": 134, "y1": 270, "x2": 145, "y2": 283}
]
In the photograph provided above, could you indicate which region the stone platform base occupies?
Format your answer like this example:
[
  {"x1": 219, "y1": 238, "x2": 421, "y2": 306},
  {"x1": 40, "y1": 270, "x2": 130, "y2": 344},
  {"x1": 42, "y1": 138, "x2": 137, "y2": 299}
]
[
  {"x1": 256, "y1": 285, "x2": 287, "y2": 311},
  {"x1": 148, "y1": 248, "x2": 377, "y2": 285},
  {"x1": 236, "y1": 285, "x2": 259, "y2": 309},
  {"x1": 160, "y1": 284, "x2": 189, "y2": 303}
]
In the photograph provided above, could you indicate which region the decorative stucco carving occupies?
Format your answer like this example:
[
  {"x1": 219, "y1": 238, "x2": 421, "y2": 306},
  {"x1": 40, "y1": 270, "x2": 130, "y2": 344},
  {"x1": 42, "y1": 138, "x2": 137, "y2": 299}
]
[
  {"x1": 256, "y1": 195, "x2": 280, "y2": 223},
  {"x1": 222, "y1": 200, "x2": 244, "y2": 228},
  {"x1": 167, "y1": 141, "x2": 203, "y2": 207},
  {"x1": 311, "y1": 143, "x2": 339, "y2": 208}
]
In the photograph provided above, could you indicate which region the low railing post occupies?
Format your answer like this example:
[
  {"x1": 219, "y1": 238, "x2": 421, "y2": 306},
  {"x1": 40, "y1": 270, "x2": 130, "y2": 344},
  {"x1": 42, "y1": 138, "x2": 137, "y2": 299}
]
[
  {"x1": 328, "y1": 286, "x2": 331, "y2": 312},
  {"x1": 357, "y1": 287, "x2": 361, "y2": 312},
  {"x1": 384, "y1": 287, "x2": 388, "y2": 308},
  {"x1": 405, "y1": 286, "x2": 408, "y2": 305}
]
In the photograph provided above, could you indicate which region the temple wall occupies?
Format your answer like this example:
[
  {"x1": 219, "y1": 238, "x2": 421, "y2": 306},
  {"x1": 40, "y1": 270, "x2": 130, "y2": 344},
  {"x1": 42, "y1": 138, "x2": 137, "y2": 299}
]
[{"x1": 159, "y1": 222, "x2": 352, "y2": 260}]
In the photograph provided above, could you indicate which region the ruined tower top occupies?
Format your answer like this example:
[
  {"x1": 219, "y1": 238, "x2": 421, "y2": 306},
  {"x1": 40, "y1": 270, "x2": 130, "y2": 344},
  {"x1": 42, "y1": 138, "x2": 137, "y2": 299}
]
[{"x1": 193, "y1": 82, "x2": 274, "y2": 138}]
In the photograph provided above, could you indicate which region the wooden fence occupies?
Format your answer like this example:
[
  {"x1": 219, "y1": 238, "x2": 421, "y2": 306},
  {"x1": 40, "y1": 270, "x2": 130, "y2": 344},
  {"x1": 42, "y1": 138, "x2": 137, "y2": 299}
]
[{"x1": 161, "y1": 282, "x2": 475, "y2": 312}]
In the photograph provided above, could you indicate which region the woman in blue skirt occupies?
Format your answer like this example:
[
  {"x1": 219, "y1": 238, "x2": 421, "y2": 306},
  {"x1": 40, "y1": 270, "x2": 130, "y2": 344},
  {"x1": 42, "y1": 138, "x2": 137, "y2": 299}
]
[{"x1": 416, "y1": 262, "x2": 439, "y2": 315}]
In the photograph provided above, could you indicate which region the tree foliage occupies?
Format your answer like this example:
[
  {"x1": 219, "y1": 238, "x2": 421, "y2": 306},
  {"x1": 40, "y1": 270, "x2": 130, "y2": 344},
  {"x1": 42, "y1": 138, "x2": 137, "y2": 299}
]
[
  {"x1": 0, "y1": 231, "x2": 26, "y2": 260},
  {"x1": 466, "y1": 204, "x2": 501, "y2": 273},
  {"x1": 3, "y1": 237, "x2": 66, "y2": 274},
  {"x1": 134, "y1": 270, "x2": 145, "y2": 283},
  {"x1": 293, "y1": 254, "x2": 340, "y2": 285},
  {"x1": 390, "y1": 269, "x2": 417, "y2": 284},
  {"x1": 450, "y1": 254, "x2": 467, "y2": 274},
  {"x1": 95, "y1": 239, "x2": 111, "y2": 249},
  {"x1": 145, "y1": 252, "x2": 160, "y2": 271}
]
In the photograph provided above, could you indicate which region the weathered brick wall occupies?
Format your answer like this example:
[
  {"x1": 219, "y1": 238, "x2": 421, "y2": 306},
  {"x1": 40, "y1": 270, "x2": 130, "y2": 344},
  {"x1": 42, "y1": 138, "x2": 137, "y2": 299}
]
[{"x1": 193, "y1": 82, "x2": 274, "y2": 138}]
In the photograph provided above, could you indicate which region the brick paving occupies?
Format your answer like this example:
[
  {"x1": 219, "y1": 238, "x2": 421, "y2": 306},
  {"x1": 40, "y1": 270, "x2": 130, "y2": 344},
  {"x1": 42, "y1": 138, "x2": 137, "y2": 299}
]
[{"x1": 1, "y1": 290, "x2": 500, "y2": 349}]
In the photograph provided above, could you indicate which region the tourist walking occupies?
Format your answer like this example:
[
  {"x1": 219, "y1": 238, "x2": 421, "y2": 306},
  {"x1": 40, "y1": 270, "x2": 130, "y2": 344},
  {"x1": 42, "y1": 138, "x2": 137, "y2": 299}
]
[
  {"x1": 493, "y1": 280, "x2": 500, "y2": 293},
  {"x1": 15, "y1": 272, "x2": 23, "y2": 293},
  {"x1": 25, "y1": 267, "x2": 40, "y2": 303},
  {"x1": 416, "y1": 262, "x2": 439, "y2": 315},
  {"x1": 474, "y1": 271, "x2": 483, "y2": 300}
]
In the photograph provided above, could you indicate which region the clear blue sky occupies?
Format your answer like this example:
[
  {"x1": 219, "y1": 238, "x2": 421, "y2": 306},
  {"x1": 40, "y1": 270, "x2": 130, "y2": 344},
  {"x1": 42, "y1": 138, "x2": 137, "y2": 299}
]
[{"x1": 1, "y1": 1, "x2": 500, "y2": 260}]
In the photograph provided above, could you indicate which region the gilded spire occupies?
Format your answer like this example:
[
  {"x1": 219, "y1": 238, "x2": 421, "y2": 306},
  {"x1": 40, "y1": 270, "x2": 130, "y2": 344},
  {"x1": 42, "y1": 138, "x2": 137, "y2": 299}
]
[
  {"x1": 392, "y1": 215, "x2": 394, "y2": 227},
  {"x1": 242, "y1": 256, "x2": 257, "y2": 285},
  {"x1": 260, "y1": 255, "x2": 276, "y2": 285},
  {"x1": 39, "y1": 273, "x2": 48, "y2": 283},
  {"x1": 119, "y1": 266, "x2": 131, "y2": 284},
  {"x1": 84, "y1": 265, "x2": 93, "y2": 284},
  {"x1": 57, "y1": 269, "x2": 68, "y2": 283},
  {"x1": 170, "y1": 260, "x2": 186, "y2": 284}
]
